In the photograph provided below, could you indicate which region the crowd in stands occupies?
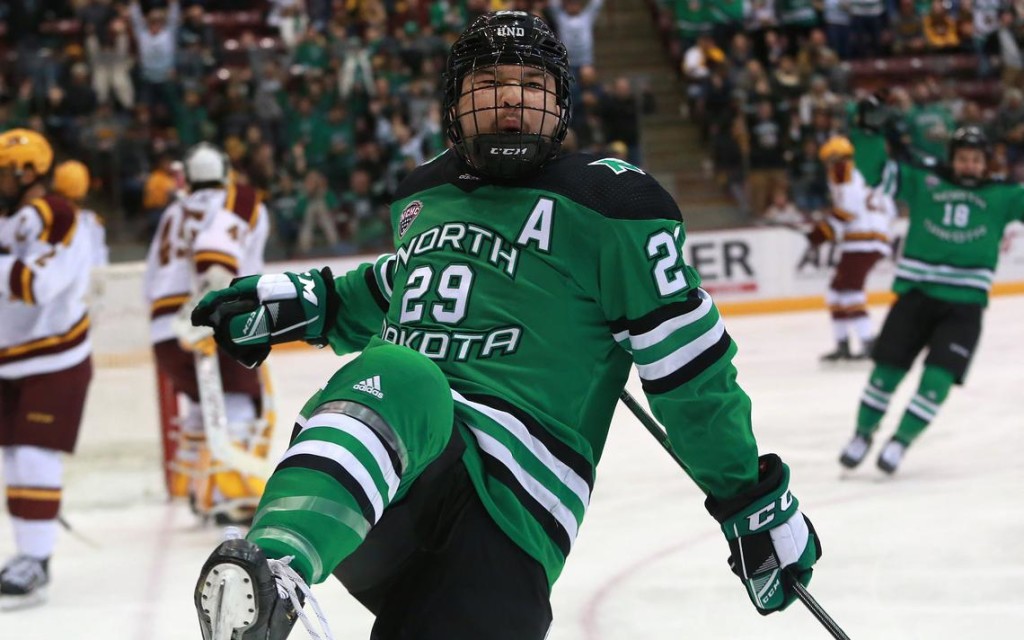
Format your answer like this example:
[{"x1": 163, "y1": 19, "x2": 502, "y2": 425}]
[
  {"x1": 660, "y1": 0, "x2": 1024, "y2": 221},
  {"x1": 0, "y1": 0, "x2": 646, "y2": 258}
]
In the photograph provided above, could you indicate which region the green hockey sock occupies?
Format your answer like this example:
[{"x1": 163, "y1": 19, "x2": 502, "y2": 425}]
[
  {"x1": 894, "y1": 365, "x2": 955, "y2": 444},
  {"x1": 856, "y1": 364, "x2": 907, "y2": 436}
]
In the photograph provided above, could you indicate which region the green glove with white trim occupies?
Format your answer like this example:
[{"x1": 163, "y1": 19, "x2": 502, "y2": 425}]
[
  {"x1": 705, "y1": 454, "x2": 821, "y2": 615},
  {"x1": 191, "y1": 268, "x2": 340, "y2": 368}
]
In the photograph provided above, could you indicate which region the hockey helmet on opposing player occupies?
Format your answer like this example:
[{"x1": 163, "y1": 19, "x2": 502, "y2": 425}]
[
  {"x1": 0, "y1": 129, "x2": 54, "y2": 177},
  {"x1": 819, "y1": 136, "x2": 854, "y2": 184},
  {"x1": 0, "y1": 129, "x2": 54, "y2": 213},
  {"x1": 442, "y1": 11, "x2": 573, "y2": 180},
  {"x1": 183, "y1": 142, "x2": 229, "y2": 187},
  {"x1": 948, "y1": 126, "x2": 988, "y2": 186},
  {"x1": 818, "y1": 136, "x2": 854, "y2": 162},
  {"x1": 53, "y1": 160, "x2": 91, "y2": 201}
]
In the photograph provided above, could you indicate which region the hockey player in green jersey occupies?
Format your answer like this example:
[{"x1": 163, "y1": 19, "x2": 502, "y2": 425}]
[
  {"x1": 188, "y1": 12, "x2": 821, "y2": 639},
  {"x1": 840, "y1": 116, "x2": 1024, "y2": 474}
]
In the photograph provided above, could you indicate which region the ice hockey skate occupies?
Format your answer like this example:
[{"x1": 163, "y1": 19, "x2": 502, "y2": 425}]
[
  {"x1": 820, "y1": 339, "x2": 853, "y2": 363},
  {"x1": 839, "y1": 433, "x2": 872, "y2": 469},
  {"x1": 877, "y1": 438, "x2": 908, "y2": 474},
  {"x1": 852, "y1": 338, "x2": 875, "y2": 360},
  {"x1": 195, "y1": 535, "x2": 334, "y2": 640},
  {"x1": 0, "y1": 555, "x2": 49, "y2": 611}
]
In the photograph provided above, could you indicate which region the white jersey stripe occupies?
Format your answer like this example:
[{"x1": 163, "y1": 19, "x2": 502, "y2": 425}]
[
  {"x1": 634, "y1": 317, "x2": 727, "y2": 381},
  {"x1": 280, "y1": 440, "x2": 386, "y2": 522},
  {"x1": 611, "y1": 289, "x2": 715, "y2": 349},
  {"x1": 452, "y1": 390, "x2": 591, "y2": 509},
  {"x1": 899, "y1": 257, "x2": 994, "y2": 279},
  {"x1": 895, "y1": 267, "x2": 991, "y2": 290},
  {"x1": 300, "y1": 413, "x2": 401, "y2": 502},
  {"x1": 376, "y1": 254, "x2": 395, "y2": 299},
  {"x1": 468, "y1": 426, "x2": 580, "y2": 546},
  {"x1": 624, "y1": 289, "x2": 715, "y2": 351}
]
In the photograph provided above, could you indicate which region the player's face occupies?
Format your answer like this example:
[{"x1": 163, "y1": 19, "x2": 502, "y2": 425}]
[
  {"x1": 952, "y1": 148, "x2": 986, "y2": 180},
  {"x1": 0, "y1": 167, "x2": 19, "y2": 198},
  {"x1": 457, "y1": 64, "x2": 561, "y2": 139},
  {"x1": 824, "y1": 156, "x2": 852, "y2": 183}
]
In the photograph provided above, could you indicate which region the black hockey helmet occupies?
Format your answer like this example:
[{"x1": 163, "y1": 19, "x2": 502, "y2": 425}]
[
  {"x1": 948, "y1": 126, "x2": 989, "y2": 186},
  {"x1": 442, "y1": 11, "x2": 573, "y2": 180},
  {"x1": 948, "y1": 125, "x2": 990, "y2": 160}
]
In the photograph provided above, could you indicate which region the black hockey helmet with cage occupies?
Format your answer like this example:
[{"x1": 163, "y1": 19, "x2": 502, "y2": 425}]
[
  {"x1": 948, "y1": 126, "x2": 990, "y2": 160},
  {"x1": 948, "y1": 125, "x2": 989, "y2": 186},
  {"x1": 442, "y1": 11, "x2": 573, "y2": 180}
]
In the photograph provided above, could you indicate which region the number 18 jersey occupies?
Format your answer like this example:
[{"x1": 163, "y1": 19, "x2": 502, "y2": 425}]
[{"x1": 894, "y1": 163, "x2": 1024, "y2": 305}]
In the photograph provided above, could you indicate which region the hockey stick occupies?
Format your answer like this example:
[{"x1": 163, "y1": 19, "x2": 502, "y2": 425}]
[
  {"x1": 194, "y1": 342, "x2": 271, "y2": 480},
  {"x1": 618, "y1": 390, "x2": 852, "y2": 640}
]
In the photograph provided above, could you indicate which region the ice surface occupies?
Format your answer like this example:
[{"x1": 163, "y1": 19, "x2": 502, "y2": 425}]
[{"x1": 4, "y1": 298, "x2": 1023, "y2": 639}]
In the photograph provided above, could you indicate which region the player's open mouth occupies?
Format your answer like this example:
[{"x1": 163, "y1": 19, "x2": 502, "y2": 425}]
[{"x1": 500, "y1": 118, "x2": 523, "y2": 133}]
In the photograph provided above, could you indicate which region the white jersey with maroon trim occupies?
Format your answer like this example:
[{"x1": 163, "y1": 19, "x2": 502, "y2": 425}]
[
  {"x1": 825, "y1": 168, "x2": 898, "y2": 256},
  {"x1": 144, "y1": 184, "x2": 269, "y2": 344},
  {"x1": 0, "y1": 194, "x2": 93, "y2": 378},
  {"x1": 79, "y1": 208, "x2": 109, "y2": 268}
]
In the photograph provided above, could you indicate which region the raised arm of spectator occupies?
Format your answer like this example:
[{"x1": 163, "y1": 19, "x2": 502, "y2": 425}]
[
  {"x1": 167, "y1": 0, "x2": 181, "y2": 32},
  {"x1": 583, "y1": 0, "x2": 607, "y2": 18},
  {"x1": 129, "y1": 1, "x2": 145, "y2": 39}
]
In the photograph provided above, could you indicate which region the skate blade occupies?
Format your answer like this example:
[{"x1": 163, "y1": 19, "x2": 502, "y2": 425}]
[
  {"x1": 199, "y1": 563, "x2": 258, "y2": 640},
  {"x1": 0, "y1": 587, "x2": 48, "y2": 611},
  {"x1": 819, "y1": 359, "x2": 871, "y2": 370}
]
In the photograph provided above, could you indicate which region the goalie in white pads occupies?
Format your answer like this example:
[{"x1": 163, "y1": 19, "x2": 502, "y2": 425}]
[
  {"x1": 0, "y1": 130, "x2": 95, "y2": 609},
  {"x1": 143, "y1": 142, "x2": 272, "y2": 524}
]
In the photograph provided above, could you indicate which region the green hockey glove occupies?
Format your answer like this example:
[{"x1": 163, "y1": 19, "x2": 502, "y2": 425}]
[
  {"x1": 856, "y1": 95, "x2": 892, "y2": 133},
  {"x1": 191, "y1": 267, "x2": 340, "y2": 368},
  {"x1": 705, "y1": 454, "x2": 821, "y2": 615}
]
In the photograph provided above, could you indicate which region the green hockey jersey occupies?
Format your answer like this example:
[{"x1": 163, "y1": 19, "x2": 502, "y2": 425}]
[
  {"x1": 776, "y1": 0, "x2": 818, "y2": 26},
  {"x1": 710, "y1": 0, "x2": 744, "y2": 24},
  {"x1": 673, "y1": 0, "x2": 711, "y2": 38},
  {"x1": 893, "y1": 161, "x2": 1024, "y2": 305},
  {"x1": 324, "y1": 151, "x2": 759, "y2": 586}
]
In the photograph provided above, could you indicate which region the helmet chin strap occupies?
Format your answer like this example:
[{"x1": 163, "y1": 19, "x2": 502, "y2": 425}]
[
  {"x1": 461, "y1": 133, "x2": 559, "y2": 180},
  {"x1": 0, "y1": 173, "x2": 41, "y2": 216},
  {"x1": 953, "y1": 174, "x2": 982, "y2": 188}
]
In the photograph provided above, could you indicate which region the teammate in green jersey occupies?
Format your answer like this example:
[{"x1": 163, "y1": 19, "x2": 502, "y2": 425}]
[
  {"x1": 187, "y1": 12, "x2": 821, "y2": 640},
  {"x1": 840, "y1": 107, "x2": 1024, "y2": 474}
]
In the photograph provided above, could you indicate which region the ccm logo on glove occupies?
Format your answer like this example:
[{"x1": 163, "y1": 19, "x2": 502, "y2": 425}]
[{"x1": 747, "y1": 491, "x2": 794, "y2": 531}]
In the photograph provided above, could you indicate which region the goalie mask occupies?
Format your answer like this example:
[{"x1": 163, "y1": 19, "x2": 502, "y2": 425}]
[{"x1": 442, "y1": 11, "x2": 573, "y2": 180}]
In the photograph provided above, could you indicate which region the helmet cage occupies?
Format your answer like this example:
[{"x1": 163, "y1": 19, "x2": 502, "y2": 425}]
[
  {"x1": 948, "y1": 126, "x2": 989, "y2": 186},
  {"x1": 442, "y1": 12, "x2": 573, "y2": 180}
]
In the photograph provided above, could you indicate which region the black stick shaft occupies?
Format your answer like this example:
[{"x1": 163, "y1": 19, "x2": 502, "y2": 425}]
[{"x1": 618, "y1": 390, "x2": 851, "y2": 640}]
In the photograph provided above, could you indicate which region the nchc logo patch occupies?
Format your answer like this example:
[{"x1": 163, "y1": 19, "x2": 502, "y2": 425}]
[{"x1": 399, "y1": 200, "x2": 423, "y2": 238}]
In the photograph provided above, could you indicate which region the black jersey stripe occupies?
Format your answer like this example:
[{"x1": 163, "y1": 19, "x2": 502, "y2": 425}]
[
  {"x1": 302, "y1": 413, "x2": 404, "y2": 479},
  {"x1": 478, "y1": 449, "x2": 572, "y2": 558},
  {"x1": 608, "y1": 289, "x2": 705, "y2": 335},
  {"x1": 311, "y1": 401, "x2": 406, "y2": 477},
  {"x1": 641, "y1": 330, "x2": 734, "y2": 395},
  {"x1": 463, "y1": 392, "x2": 594, "y2": 492},
  {"x1": 363, "y1": 266, "x2": 389, "y2": 313},
  {"x1": 288, "y1": 421, "x2": 302, "y2": 445},
  {"x1": 276, "y1": 454, "x2": 376, "y2": 522}
]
